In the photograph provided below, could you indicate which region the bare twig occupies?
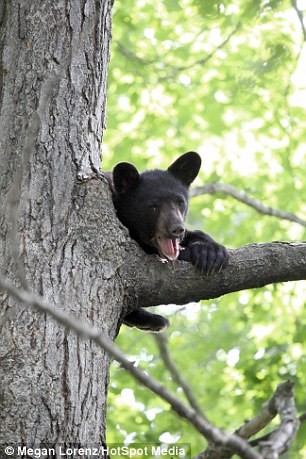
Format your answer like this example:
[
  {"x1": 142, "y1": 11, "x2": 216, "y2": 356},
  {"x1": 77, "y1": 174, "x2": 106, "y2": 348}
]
[
  {"x1": 0, "y1": 275, "x2": 261, "y2": 459},
  {"x1": 192, "y1": 381, "x2": 300, "y2": 459},
  {"x1": 116, "y1": 40, "x2": 159, "y2": 66},
  {"x1": 191, "y1": 183, "x2": 306, "y2": 228},
  {"x1": 292, "y1": 0, "x2": 306, "y2": 41},
  {"x1": 154, "y1": 333, "x2": 206, "y2": 417},
  {"x1": 258, "y1": 381, "x2": 300, "y2": 458},
  {"x1": 158, "y1": 24, "x2": 241, "y2": 82},
  {"x1": 117, "y1": 24, "x2": 241, "y2": 82},
  {"x1": 236, "y1": 381, "x2": 286, "y2": 441},
  {"x1": 249, "y1": 388, "x2": 305, "y2": 448}
]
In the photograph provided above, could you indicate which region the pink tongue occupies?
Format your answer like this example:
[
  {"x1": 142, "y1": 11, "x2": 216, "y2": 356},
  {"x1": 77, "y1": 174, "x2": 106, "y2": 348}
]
[{"x1": 157, "y1": 237, "x2": 179, "y2": 261}]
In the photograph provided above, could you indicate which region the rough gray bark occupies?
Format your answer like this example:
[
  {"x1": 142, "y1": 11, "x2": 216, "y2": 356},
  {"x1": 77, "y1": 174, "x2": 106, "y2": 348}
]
[
  {"x1": 0, "y1": 0, "x2": 116, "y2": 452},
  {"x1": 122, "y1": 242, "x2": 306, "y2": 309}
]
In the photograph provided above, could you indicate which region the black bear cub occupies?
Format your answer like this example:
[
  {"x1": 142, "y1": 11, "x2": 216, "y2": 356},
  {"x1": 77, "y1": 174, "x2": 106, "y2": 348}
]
[{"x1": 106, "y1": 152, "x2": 229, "y2": 332}]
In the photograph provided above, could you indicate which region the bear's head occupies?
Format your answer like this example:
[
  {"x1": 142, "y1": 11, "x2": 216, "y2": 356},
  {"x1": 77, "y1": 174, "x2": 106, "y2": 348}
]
[{"x1": 111, "y1": 152, "x2": 201, "y2": 261}]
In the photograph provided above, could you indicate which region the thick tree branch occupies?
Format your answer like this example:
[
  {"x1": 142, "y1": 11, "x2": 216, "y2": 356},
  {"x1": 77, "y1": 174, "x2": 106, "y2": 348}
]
[
  {"x1": 191, "y1": 183, "x2": 306, "y2": 228},
  {"x1": 124, "y1": 242, "x2": 306, "y2": 309}
]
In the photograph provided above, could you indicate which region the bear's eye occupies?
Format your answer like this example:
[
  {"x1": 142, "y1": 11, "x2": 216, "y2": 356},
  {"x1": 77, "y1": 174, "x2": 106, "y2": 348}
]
[
  {"x1": 177, "y1": 198, "x2": 185, "y2": 207},
  {"x1": 149, "y1": 202, "x2": 158, "y2": 211}
]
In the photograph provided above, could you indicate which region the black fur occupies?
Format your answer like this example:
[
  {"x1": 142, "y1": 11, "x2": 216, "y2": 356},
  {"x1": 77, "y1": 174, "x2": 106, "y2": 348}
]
[{"x1": 105, "y1": 152, "x2": 229, "y2": 332}]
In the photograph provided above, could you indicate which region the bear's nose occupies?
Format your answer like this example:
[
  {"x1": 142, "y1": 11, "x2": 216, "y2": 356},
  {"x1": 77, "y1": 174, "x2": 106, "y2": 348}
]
[{"x1": 170, "y1": 225, "x2": 185, "y2": 237}]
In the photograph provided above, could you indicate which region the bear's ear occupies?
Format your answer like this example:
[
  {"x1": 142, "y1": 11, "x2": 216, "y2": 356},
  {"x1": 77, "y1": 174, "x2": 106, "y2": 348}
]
[
  {"x1": 113, "y1": 162, "x2": 140, "y2": 195},
  {"x1": 168, "y1": 151, "x2": 201, "y2": 186}
]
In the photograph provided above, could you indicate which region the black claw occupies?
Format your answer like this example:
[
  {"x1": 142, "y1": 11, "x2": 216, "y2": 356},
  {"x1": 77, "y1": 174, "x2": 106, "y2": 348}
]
[{"x1": 178, "y1": 231, "x2": 229, "y2": 275}]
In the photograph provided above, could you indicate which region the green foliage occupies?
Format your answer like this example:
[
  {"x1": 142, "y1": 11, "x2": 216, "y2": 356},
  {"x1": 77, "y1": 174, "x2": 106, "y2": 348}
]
[{"x1": 103, "y1": 0, "x2": 306, "y2": 456}]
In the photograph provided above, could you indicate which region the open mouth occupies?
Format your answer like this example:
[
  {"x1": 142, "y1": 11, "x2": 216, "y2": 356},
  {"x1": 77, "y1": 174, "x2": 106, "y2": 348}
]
[{"x1": 156, "y1": 236, "x2": 180, "y2": 261}]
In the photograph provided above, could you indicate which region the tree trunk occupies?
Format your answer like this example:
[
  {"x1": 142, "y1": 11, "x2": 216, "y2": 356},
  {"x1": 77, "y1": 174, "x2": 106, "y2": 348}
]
[{"x1": 0, "y1": 0, "x2": 116, "y2": 453}]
